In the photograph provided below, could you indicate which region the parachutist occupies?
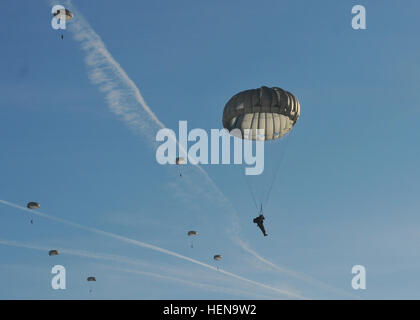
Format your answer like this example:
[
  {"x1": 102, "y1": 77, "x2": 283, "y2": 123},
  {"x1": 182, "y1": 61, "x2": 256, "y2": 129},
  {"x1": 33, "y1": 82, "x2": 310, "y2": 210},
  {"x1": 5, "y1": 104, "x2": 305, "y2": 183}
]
[
  {"x1": 253, "y1": 214, "x2": 267, "y2": 237},
  {"x1": 176, "y1": 157, "x2": 186, "y2": 177},
  {"x1": 188, "y1": 230, "x2": 198, "y2": 248}
]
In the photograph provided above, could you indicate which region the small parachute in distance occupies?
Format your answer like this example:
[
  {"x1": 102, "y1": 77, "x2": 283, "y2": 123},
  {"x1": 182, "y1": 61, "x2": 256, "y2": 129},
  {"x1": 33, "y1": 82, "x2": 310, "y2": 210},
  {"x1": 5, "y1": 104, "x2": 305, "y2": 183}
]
[
  {"x1": 87, "y1": 276, "x2": 96, "y2": 293},
  {"x1": 53, "y1": 8, "x2": 73, "y2": 21},
  {"x1": 176, "y1": 157, "x2": 187, "y2": 165},
  {"x1": 175, "y1": 157, "x2": 187, "y2": 177},
  {"x1": 213, "y1": 255, "x2": 222, "y2": 261},
  {"x1": 49, "y1": 250, "x2": 59, "y2": 256},
  {"x1": 187, "y1": 230, "x2": 198, "y2": 248},
  {"x1": 52, "y1": 8, "x2": 73, "y2": 40},
  {"x1": 27, "y1": 202, "x2": 40, "y2": 209}
]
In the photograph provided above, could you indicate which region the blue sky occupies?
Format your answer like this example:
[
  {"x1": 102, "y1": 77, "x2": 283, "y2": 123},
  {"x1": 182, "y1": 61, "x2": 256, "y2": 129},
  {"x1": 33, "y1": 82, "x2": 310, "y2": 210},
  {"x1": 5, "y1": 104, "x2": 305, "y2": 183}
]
[{"x1": 0, "y1": 0, "x2": 420, "y2": 299}]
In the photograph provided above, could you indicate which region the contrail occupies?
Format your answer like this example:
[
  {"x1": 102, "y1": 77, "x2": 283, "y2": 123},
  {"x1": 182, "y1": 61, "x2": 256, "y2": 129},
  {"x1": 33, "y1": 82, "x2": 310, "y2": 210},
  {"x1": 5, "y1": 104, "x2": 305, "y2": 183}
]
[
  {"x1": 107, "y1": 266, "x2": 276, "y2": 300},
  {"x1": 0, "y1": 200, "x2": 304, "y2": 299},
  {"x1": 235, "y1": 238, "x2": 359, "y2": 299},
  {"x1": 54, "y1": 0, "x2": 344, "y2": 297},
  {"x1": 0, "y1": 239, "x2": 274, "y2": 299}
]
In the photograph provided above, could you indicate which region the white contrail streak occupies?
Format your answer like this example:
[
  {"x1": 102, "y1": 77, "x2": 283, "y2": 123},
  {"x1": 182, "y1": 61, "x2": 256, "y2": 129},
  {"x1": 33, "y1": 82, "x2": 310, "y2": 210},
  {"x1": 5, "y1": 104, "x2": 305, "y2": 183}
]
[
  {"x1": 53, "y1": 0, "x2": 343, "y2": 297},
  {"x1": 0, "y1": 200, "x2": 304, "y2": 299},
  {"x1": 0, "y1": 239, "x2": 274, "y2": 299},
  {"x1": 107, "y1": 266, "x2": 275, "y2": 300}
]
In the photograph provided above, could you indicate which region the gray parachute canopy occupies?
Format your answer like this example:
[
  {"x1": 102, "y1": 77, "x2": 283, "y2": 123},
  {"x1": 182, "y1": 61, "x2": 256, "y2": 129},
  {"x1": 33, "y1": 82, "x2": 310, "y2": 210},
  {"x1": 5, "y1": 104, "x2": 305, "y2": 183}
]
[
  {"x1": 27, "y1": 202, "x2": 40, "y2": 209},
  {"x1": 222, "y1": 86, "x2": 300, "y2": 141},
  {"x1": 87, "y1": 277, "x2": 96, "y2": 282},
  {"x1": 187, "y1": 230, "x2": 198, "y2": 236},
  {"x1": 53, "y1": 8, "x2": 73, "y2": 21},
  {"x1": 49, "y1": 250, "x2": 59, "y2": 256},
  {"x1": 176, "y1": 157, "x2": 187, "y2": 165},
  {"x1": 213, "y1": 255, "x2": 222, "y2": 261}
]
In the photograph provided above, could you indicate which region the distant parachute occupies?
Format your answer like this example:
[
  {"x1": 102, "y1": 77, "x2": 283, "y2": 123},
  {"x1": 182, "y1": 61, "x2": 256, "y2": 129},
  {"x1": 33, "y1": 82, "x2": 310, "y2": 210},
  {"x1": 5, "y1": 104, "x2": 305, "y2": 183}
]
[
  {"x1": 27, "y1": 202, "x2": 40, "y2": 209},
  {"x1": 213, "y1": 255, "x2": 222, "y2": 270},
  {"x1": 26, "y1": 202, "x2": 40, "y2": 224},
  {"x1": 222, "y1": 86, "x2": 300, "y2": 141},
  {"x1": 53, "y1": 8, "x2": 73, "y2": 21},
  {"x1": 187, "y1": 230, "x2": 198, "y2": 248},
  {"x1": 52, "y1": 8, "x2": 73, "y2": 39},
  {"x1": 176, "y1": 157, "x2": 187, "y2": 165},
  {"x1": 87, "y1": 276, "x2": 96, "y2": 293},
  {"x1": 175, "y1": 157, "x2": 187, "y2": 177},
  {"x1": 49, "y1": 250, "x2": 59, "y2": 256}
]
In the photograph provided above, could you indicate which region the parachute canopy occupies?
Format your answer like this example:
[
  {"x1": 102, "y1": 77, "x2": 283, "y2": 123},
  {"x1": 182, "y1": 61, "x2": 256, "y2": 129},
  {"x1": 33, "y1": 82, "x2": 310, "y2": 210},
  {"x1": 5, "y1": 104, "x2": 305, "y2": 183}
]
[
  {"x1": 27, "y1": 202, "x2": 40, "y2": 209},
  {"x1": 87, "y1": 277, "x2": 96, "y2": 282},
  {"x1": 187, "y1": 230, "x2": 198, "y2": 236},
  {"x1": 222, "y1": 86, "x2": 300, "y2": 141},
  {"x1": 53, "y1": 8, "x2": 73, "y2": 21},
  {"x1": 176, "y1": 157, "x2": 187, "y2": 165},
  {"x1": 49, "y1": 250, "x2": 59, "y2": 256},
  {"x1": 213, "y1": 255, "x2": 222, "y2": 261}
]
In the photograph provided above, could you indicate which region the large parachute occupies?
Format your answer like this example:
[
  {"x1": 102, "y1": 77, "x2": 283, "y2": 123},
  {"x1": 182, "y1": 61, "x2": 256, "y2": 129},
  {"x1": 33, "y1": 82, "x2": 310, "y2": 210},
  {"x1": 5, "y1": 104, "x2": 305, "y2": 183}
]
[
  {"x1": 222, "y1": 86, "x2": 301, "y2": 233},
  {"x1": 222, "y1": 86, "x2": 300, "y2": 141}
]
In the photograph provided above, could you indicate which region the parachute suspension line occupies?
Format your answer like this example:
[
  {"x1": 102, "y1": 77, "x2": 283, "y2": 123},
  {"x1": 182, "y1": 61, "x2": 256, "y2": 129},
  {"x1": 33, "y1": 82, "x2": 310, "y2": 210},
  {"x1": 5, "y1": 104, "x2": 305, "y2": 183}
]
[
  {"x1": 262, "y1": 151, "x2": 284, "y2": 208},
  {"x1": 262, "y1": 136, "x2": 291, "y2": 209},
  {"x1": 244, "y1": 175, "x2": 260, "y2": 211}
]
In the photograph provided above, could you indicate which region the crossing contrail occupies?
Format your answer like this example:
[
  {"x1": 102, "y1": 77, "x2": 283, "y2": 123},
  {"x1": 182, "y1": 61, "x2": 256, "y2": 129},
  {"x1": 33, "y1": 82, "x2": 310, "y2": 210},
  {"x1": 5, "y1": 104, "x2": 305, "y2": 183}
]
[
  {"x1": 0, "y1": 200, "x2": 304, "y2": 299},
  {"x1": 0, "y1": 239, "x2": 275, "y2": 299}
]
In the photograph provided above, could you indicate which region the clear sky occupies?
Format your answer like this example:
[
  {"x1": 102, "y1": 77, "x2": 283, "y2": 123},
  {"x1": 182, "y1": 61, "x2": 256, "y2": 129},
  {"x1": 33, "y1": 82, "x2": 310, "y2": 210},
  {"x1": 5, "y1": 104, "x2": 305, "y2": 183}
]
[{"x1": 0, "y1": 0, "x2": 420, "y2": 299}]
